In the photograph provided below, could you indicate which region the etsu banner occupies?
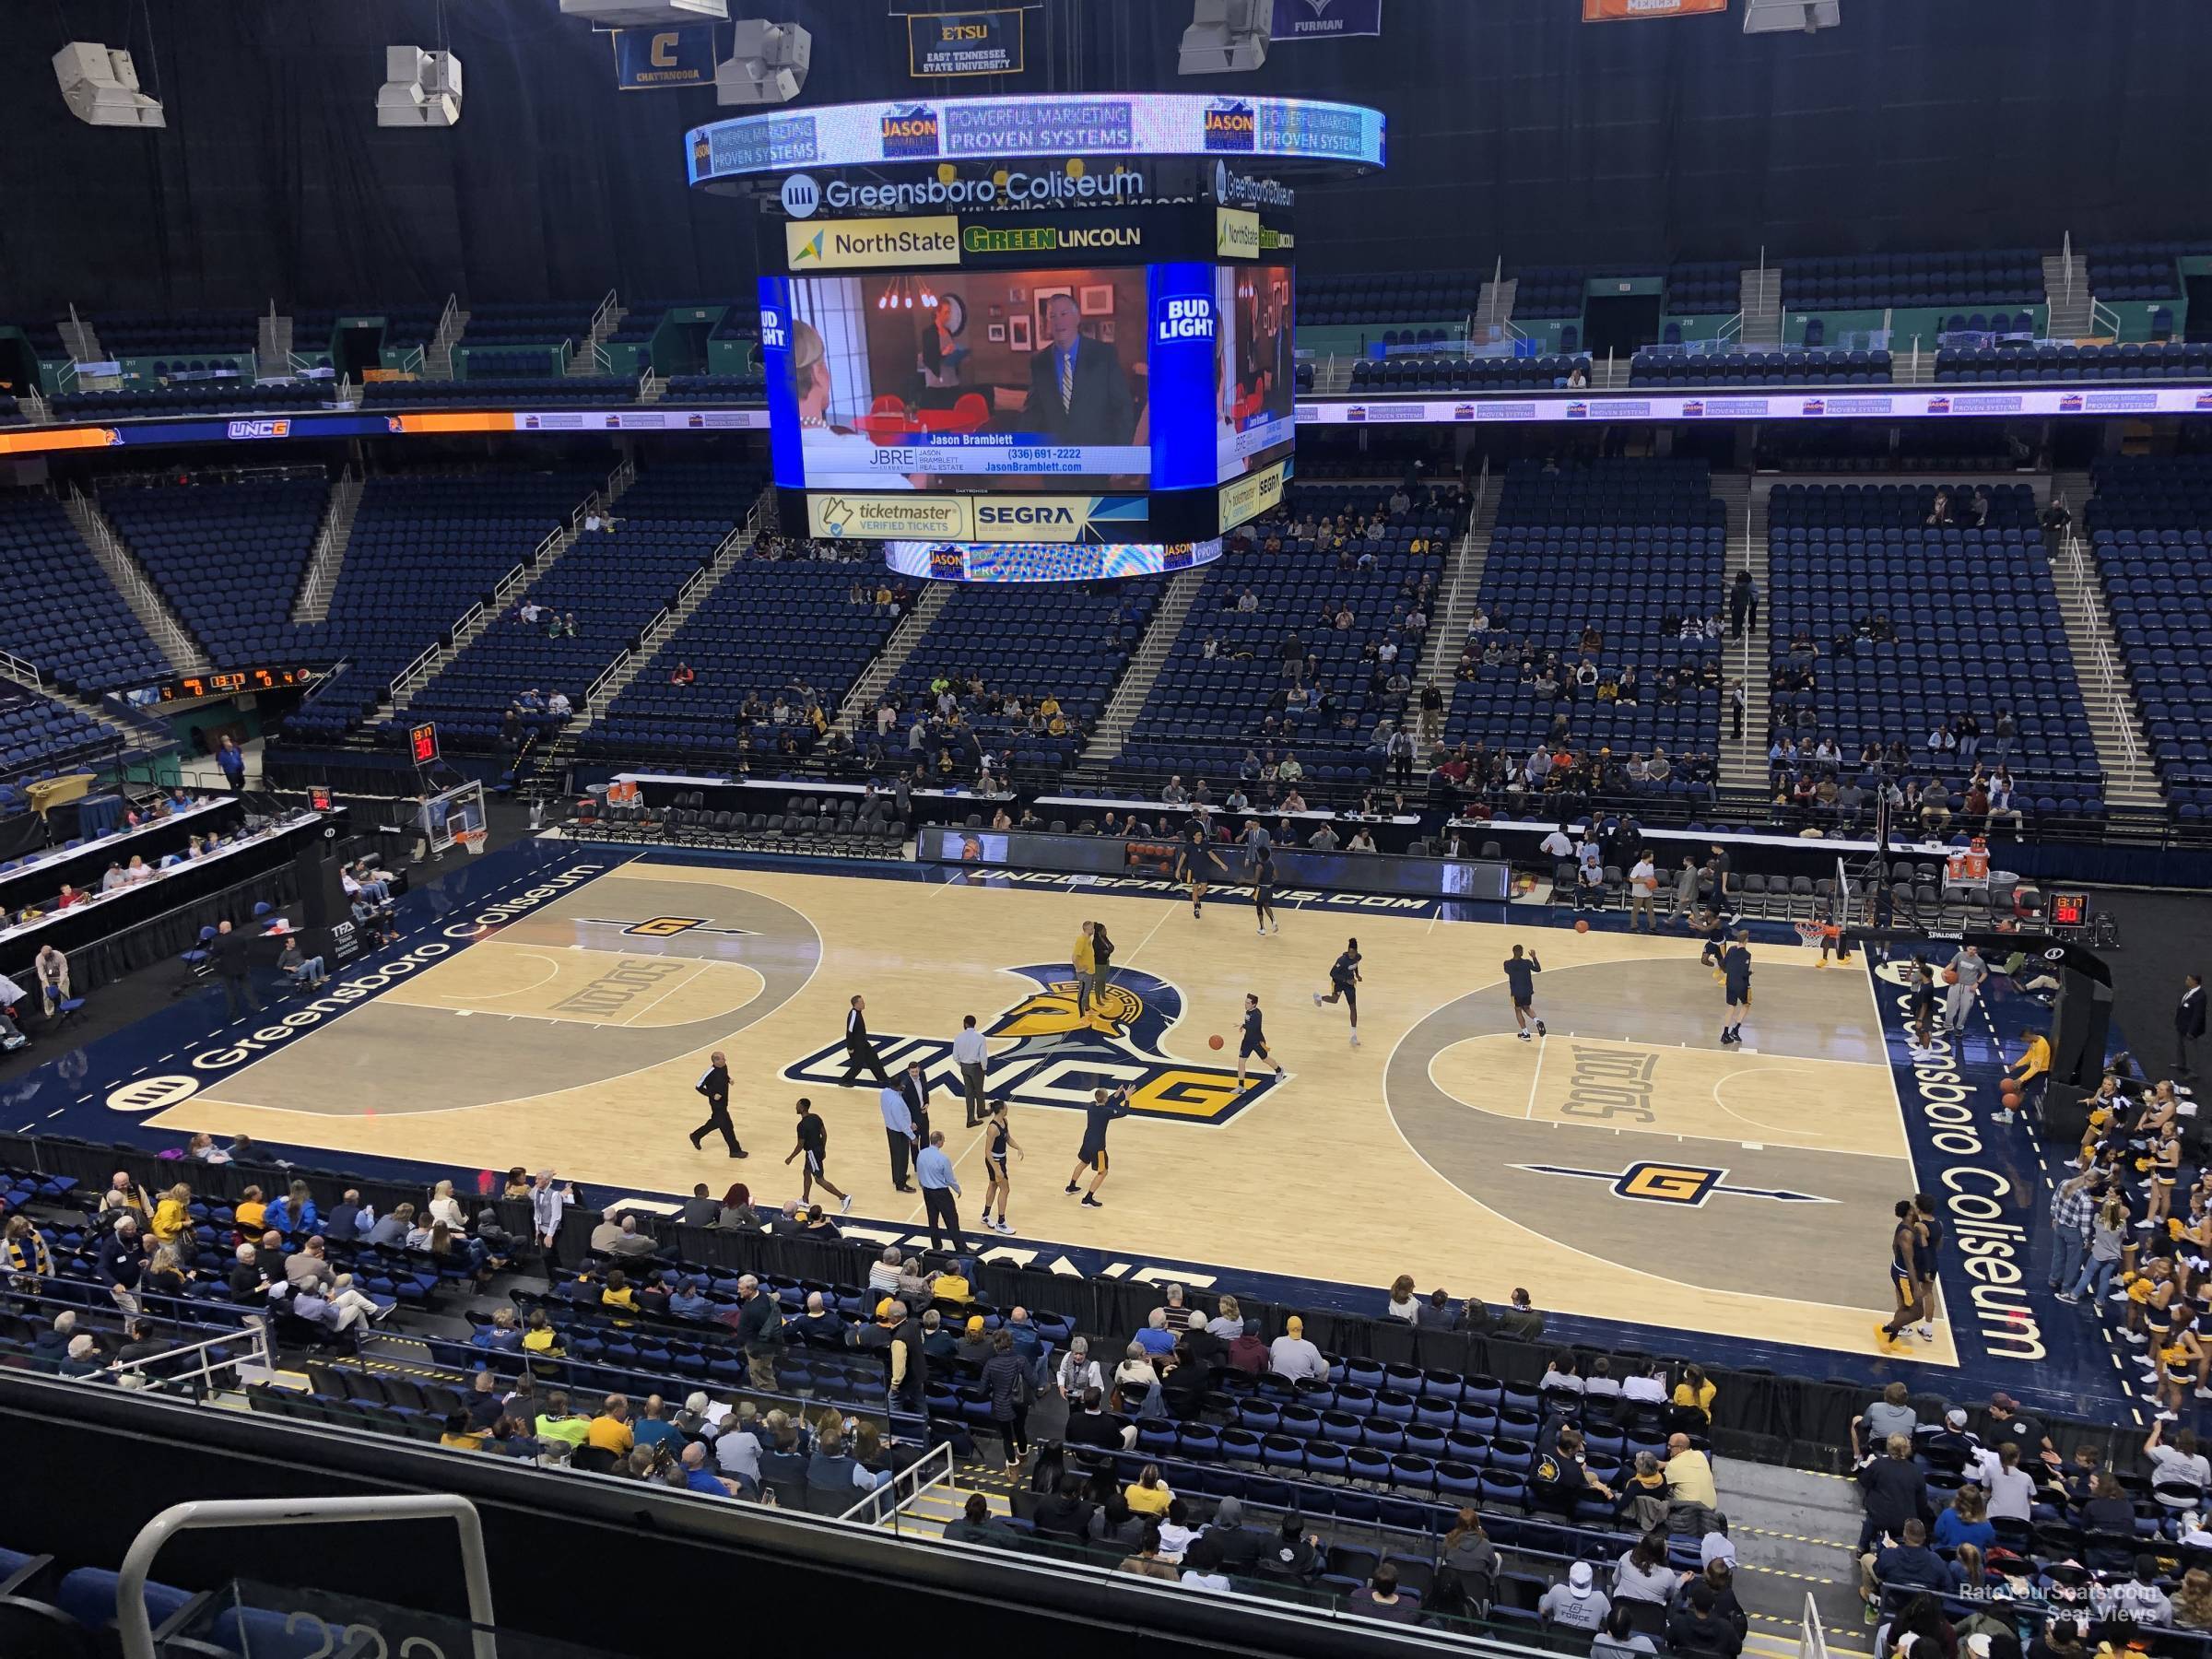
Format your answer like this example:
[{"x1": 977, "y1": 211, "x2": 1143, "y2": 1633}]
[
  {"x1": 612, "y1": 25, "x2": 716, "y2": 90},
  {"x1": 907, "y1": 9, "x2": 1024, "y2": 77},
  {"x1": 1269, "y1": 0, "x2": 1383, "y2": 41}
]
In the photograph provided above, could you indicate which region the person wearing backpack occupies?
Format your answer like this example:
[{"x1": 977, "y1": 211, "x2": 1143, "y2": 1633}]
[{"x1": 980, "y1": 1327, "x2": 1033, "y2": 1474}]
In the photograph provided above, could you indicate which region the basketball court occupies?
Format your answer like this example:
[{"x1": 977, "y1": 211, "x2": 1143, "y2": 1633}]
[{"x1": 76, "y1": 844, "x2": 1948, "y2": 1366}]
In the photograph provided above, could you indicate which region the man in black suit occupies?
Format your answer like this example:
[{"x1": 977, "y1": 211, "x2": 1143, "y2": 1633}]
[
  {"x1": 1024, "y1": 293, "x2": 1135, "y2": 448},
  {"x1": 212, "y1": 919, "x2": 260, "y2": 1016},
  {"x1": 688, "y1": 1051, "x2": 745, "y2": 1158},
  {"x1": 2180, "y1": 973, "x2": 2206, "y2": 1077},
  {"x1": 894, "y1": 1057, "x2": 935, "y2": 1147},
  {"x1": 841, "y1": 994, "x2": 893, "y2": 1088}
]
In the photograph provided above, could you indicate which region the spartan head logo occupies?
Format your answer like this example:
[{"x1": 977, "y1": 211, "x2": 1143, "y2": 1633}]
[{"x1": 781, "y1": 962, "x2": 1284, "y2": 1124}]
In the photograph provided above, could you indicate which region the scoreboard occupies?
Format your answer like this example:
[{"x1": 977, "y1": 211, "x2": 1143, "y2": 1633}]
[{"x1": 151, "y1": 665, "x2": 317, "y2": 702}]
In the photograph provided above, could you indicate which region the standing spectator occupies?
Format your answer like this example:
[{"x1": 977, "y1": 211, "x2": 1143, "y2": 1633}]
[
  {"x1": 2178, "y1": 973, "x2": 2205, "y2": 1079},
  {"x1": 216, "y1": 734, "x2": 247, "y2": 794},
  {"x1": 980, "y1": 1330, "x2": 1031, "y2": 1473},
  {"x1": 731, "y1": 1275, "x2": 782, "y2": 1389},
  {"x1": 211, "y1": 920, "x2": 259, "y2": 1016},
  {"x1": 1728, "y1": 570, "x2": 1759, "y2": 640},
  {"x1": 2047, "y1": 1169, "x2": 2098, "y2": 1296}
]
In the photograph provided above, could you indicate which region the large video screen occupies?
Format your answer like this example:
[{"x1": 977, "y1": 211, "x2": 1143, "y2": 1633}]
[
  {"x1": 1216, "y1": 263, "x2": 1295, "y2": 482},
  {"x1": 761, "y1": 259, "x2": 1294, "y2": 500}
]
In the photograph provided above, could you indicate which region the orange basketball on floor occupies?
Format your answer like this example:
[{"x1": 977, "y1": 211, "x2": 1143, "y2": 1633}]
[
  {"x1": 2001, "y1": 1080, "x2": 2022, "y2": 1101},
  {"x1": 1208, "y1": 1034, "x2": 1224, "y2": 1050},
  {"x1": 1574, "y1": 920, "x2": 1591, "y2": 934},
  {"x1": 1942, "y1": 968, "x2": 1959, "y2": 983}
]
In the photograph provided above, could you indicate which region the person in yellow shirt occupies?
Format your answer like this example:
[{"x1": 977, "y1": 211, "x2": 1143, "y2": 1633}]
[
  {"x1": 534, "y1": 1390, "x2": 590, "y2": 1449},
  {"x1": 586, "y1": 1395, "x2": 635, "y2": 1456},
  {"x1": 522, "y1": 1310, "x2": 565, "y2": 1356},
  {"x1": 600, "y1": 1270, "x2": 639, "y2": 1313},
  {"x1": 1999, "y1": 1029, "x2": 2050, "y2": 1126},
  {"x1": 439, "y1": 1412, "x2": 488, "y2": 1451},
  {"x1": 151, "y1": 1183, "x2": 193, "y2": 1246},
  {"x1": 1072, "y1": 921, "x2": 1098, "y2": 1018},
  {"x1": 1671, "y1": 1364, "x2": 1717, "y2": 1423},
  {"x1": 232, "y1": 1186, "x2": 267, "y2": 1234},
  {"x1": 1124, "y1": 1463, "x2": 1174, "y2": 1516}
]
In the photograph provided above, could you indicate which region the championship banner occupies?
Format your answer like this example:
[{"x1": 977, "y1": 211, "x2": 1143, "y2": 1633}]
[
  {"x1": 1582, "y1": 0, "x2": 1728, "y2": 19},
  {"x1": 908, "y1": 8, "x2": 1024, "y2": 77},
  {"x1": 611, "y1": 25, "x2": 717, "y2": 89},
  {"x1": 1269, "y1": 0, "x2": 1383, "y2": 40}
]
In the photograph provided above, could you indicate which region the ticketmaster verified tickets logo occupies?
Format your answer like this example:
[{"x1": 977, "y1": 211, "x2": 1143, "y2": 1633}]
[
  {"x1": 807, "y1": 494, "x2": 971, "y2": 539},
  {"x1": 784, "y1": 216, "x2": 959, "y2": 270}
]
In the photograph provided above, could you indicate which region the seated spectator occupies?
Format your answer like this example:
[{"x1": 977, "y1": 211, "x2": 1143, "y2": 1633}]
[
  {"x1": 1030, "y1": 1468, "x2": 1093, "y2": 1538},
  {"x1": 2103, "y1": 1555, "x2": 2173, "y2": 1627},
  {"x1": 1673, "y1": 1363, "x2": 1717, "y2": 1422},
  {"x1": 1593, "y1": 1602, "x2": 1658, "y2": 1659},
  {"x1": 1535, "y1": 1427, "x2": 1615, "y2": 1514},
  {"x1": 1119, "y1": 1524, "x2": 1180, "y2": 1581},
  {"x1": 945, "y1": 1492, "x2": 1017, "y2": 1546},
  {"x1": 1181, "y1": 1535, "x2": 1234, "y2": 1593},
  {"x1": 1933, "y1": 1484, "x2": 1996, "y2": 1552},
  {"x1": 1259, "y1": 1513, "x2": 1322, "y2": 1582},
  {"x1": 1267, "y1": 1314, "x2": 1328, "y2": 1381},
  {"x1": 592, "y1": 1209, "x2": 658, "y2": 1258},
  {"x1": 1663, "y1": 1432, "x2": 1718, "y2": 1511},
  {"x1": 1613, "y1": 1534, "x2": 1679, "y2": 1605},
  {"x1": 1124, "y1": 1462, "x2": 1173, "y2": 1517},
  {"x1": 533, "y1": 1390, "x2": 591, "y2": 1448},
  {"x1": 1351, "y1": 1562, "x2": 1421, "y2": 1623},
  {"x1": 1853, "y1": 1382, "x2": 1920, "y2": 1460},
  {"x1": 1859, "y1": 1518, "x2": 1950, "y2": 1605},
  {"x1": 1974, "y1": 1441, "x2": 2036, "y2": 1523},
  {"x1": 1540, "y1": 1561, "x2": 1611, "y2": 1633},
  {"x1": 2170, "y1": 1568, "x2": 2212, "y2": 1632},
  {"x1": 1205, "y1": 1295, "x2": 1244, "y2": 1340},
  {"x1": 1063, "y1": 1385, "x2": 1135, "y2": 1452},
  {"x1": 276, "y1": 936, "x2": 328, "y2": 990},
  {"x1": 1134, "y1": 1307, "x2": 1178, "y2": 1357},
  {"x1": 1665, "y1": 1579, "x2": 1743, "y2": 1658},
  {"x1": 1498, "y1": 1286, "x2": 1545, "y2": 1341}
]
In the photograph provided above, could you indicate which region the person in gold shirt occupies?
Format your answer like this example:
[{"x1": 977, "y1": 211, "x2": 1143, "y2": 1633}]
[
  {"x1": 600, "y1": 1270, "x2": 639, "y2": 1313},
  {"x1": 1124, "y1": 1463, "x2": 1174, "y2": 1517},
  {"x1": 231, "y1": 1186, "x2": 267, "y2": 1235},
  {"x1": 1999, "y1": 1029, "x2": 2050, "y2": 1126},
  {"x1": 1072, "y1": 921, "x2": 1098, "y2": 1018},
  {"x1": 151, "y1": 1183, "x2": 193, "y2": 1246},
  {"x1": 586, "y1": 1394, "x2": 635, "y2": 1456},
  {"x1": 439, "y1": 1411, "x2": 488, "y2": 1452}
]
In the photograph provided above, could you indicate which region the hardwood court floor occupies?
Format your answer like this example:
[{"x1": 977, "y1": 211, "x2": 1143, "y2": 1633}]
[{"x1": 150, "y1": 858, "x2": 1944, "y2": 1361}]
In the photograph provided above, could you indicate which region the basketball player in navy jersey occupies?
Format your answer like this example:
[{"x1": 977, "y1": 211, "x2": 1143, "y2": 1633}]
[
  {"x1": 1174, "y1": 821, "x2": 1227, "y2": 919},
  {"x1": 1236, "y1": 993, "x2": 1286, "y2": 1089},
  {"x1": 1313, "y1": 937, "x2": 1363, "y2": 1048},
  {"x1": 1877, "y1": 1197, "x2": 1926, "y2": 1349},
  {"x1": 1502, "y1": 945, "x2": 1544, "y2": 1041},
  {"x1": 1719, "y1": 931, "x2": 1754, "y2": 1045},
  {"x1": 1252, "y1": 845, "x2": 1280, "y2": 935}
]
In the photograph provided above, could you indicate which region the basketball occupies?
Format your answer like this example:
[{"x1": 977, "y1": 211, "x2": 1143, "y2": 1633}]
[
  {"x1": 2001, "y1": 1080, "x2": 2022, "y2": 1101},
  {"x1": 1942, "y1": 968, "x2": 1959, "y2": 983},
  {"x1": 1208, "y1": 1034, "x2": 1224, "y2": 1050},
  {"x1": 1574, "y1": 919, "x2": 1590, "y2": 934}
]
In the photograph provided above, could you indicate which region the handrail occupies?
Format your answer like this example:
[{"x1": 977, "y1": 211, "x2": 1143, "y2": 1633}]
[
  {"x1": 2061, "y1": 530, "x2": 2141, "y2": 771},
  {"x1": 838, "y1": 1436, "x2": 955, "y2": 1526},
  {"x1": 110, "y1": 1321, "x2": 274, "y2": 1395},
  {"x1": 0, "y1": 645, "x2": 48, "y2": 689},
  {"x1": 116, "y1": 1496, "x2": 496, "y2": 1659},
  {"x1": 588, "y1": 288, "x2": 619, "y2": 344}
]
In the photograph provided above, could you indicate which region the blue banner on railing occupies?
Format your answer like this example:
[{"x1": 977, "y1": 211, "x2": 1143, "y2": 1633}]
[
  {"x1": 612, "y1": 25, "x2": 717, "y2": 91},
  {"x1": 1269, "y1": 0, "x2": 1383, "y2": 41},
  {"x1": 907, "y1": 9, "x2": 1024, "y2": 77}
]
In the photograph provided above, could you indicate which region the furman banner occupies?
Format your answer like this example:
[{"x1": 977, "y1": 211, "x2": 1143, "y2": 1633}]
[
  {"x1": 908, "y1": 8, "x2": 1024, "y2": 77},
  {"x1": 612, "y1": 25, "x2": 717, "y2": 89},
  {"x1": 1270, "y1": 0, "x2": 1383, "y2": 39}
]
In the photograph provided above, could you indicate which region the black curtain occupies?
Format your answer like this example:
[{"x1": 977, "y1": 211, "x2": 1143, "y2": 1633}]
[{"x1": 1, "y1": 0, "x2": 2204, "y2": 313}]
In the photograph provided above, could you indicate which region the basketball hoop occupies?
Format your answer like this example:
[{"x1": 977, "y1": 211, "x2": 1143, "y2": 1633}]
[
  {"x1": 457, "y1": 828, "x2": 488, "y2": 855},
  {"x1": 1794, "y1": 920, "x2": 1826, "y2": 947}
]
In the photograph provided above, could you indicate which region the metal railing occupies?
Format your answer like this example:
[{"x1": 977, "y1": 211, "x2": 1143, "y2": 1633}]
[
  {"x1": 61, "y1": 486, "x2": 208, "y2": 672},
  {"x1": 111, "y1": 1322, "x2": 275, "y2": 1397},
  {"x1": 0, "y1": 645, "x2": 48, "y2": 689},
  {"x1": 838, "y1": 1437, "x2": 955, "y2": 1527},
  {"x1": 290, "y1": 467, "x2": 360, "y2": 623},
  {"x1": 117, "y1": 1497, "x2": 496, "y2": 1659},
  {"x1": 2088, "y1": 297, "x2": 2123, "y2": 338},
  {"x1": 2060, "y1": 530, "x2": 2143, "y2": 771},
  {"x1": 587, "y1": 288, "x2": 619, "y2": 344}
]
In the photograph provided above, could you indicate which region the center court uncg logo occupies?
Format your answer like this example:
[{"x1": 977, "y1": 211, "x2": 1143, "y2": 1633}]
[
  {"x1": 1204, "y1": 98, "x2": 1256, "y2": 152},
  {"x1": 880, "y1": 104, "x2": 940, "y2": 159},
  {"x1": 780, "y1": 963, "x2": 1284, "y2": 1126}
]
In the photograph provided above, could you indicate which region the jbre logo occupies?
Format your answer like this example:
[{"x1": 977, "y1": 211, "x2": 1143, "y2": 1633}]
[
  {"x1": 782, "y1": 963, "x2": 1286, "y2": 1125},
  {"x1": 1204, "y1": 98, "x2": 1256, "y2": 152},
  {"x1": 107, "y1": 1075, "x2": 202, "y2": 1112}
]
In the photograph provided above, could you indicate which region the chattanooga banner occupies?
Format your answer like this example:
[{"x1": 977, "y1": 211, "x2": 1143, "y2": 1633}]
[
  {"x1": 1270, "y1": 0, "x2": 1384, "y2": 39},
  {"x1": 611, "y1": 25, "x2": 717, "y2": 89}
]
